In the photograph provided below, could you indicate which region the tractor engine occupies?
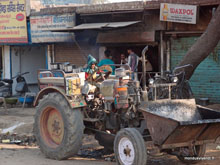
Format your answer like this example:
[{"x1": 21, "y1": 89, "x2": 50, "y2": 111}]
[
  {"x1": 86, "y1": 68, "x2": 142, "y2": 131},
  {"x1": 102, "y1": 80, "x2": 141, "y2": 130}
]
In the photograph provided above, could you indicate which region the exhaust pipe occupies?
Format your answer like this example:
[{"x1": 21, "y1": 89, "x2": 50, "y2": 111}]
[{"x1": 141, "y1": 45, "x2": 148, "y2": 91}]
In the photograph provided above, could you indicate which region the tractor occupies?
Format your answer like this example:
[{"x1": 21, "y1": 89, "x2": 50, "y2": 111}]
[{"x1": 34, "y1": 46, "x2": 220, "y2": 164}]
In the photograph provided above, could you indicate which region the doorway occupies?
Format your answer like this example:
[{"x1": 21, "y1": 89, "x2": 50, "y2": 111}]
[{"x1": 106, "y1": 45, "x2": 159, "y2": 83}]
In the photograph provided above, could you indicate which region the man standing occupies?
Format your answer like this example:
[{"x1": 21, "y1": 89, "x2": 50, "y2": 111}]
[{"x1": 127, "y1": 48, "x2": 139, "y2": 80}]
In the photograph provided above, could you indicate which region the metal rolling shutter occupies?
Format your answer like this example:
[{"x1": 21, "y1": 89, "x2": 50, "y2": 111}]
[
  {"x1": 171, "y1": 37, "x2": 220, "y2": 103},
  {"x1": 54, "y1": 43, "x2": 87, "y2": 67}
]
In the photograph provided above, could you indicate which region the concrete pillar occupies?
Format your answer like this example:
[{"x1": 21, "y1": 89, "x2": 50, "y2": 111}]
[
  {"x1": 3, "y1": 46, "x2": 10, "y2": 79},
  {"x1": 47, "y1": 44, "x2": 54, "y2": 70},
  {"x1": 160, "y1": 31, "x2": 164, "y2": 76},
  {"x1": 166, "y1": 40, "x2": 171, "y2": 71}
]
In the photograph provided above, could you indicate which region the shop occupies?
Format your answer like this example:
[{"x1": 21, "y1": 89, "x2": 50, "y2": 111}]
[
  {"x1": 163, "y1": 4, "x2": 220, "y2": 103},
  {"x1": 30, "y1": 0, "x2": 220, "y2": 103},
  {"x1": 66, "y1": 6, "x2": 166, "y2": 82},
  {"x1": 96, "y1": 31, "x2": 160, "y2": 81},
  {"x1": 30, "y1": 10, "x2": 91, "y2": 68},
  {"x1": 10, "y1": 45, "x2": 47, "y2": 93}
]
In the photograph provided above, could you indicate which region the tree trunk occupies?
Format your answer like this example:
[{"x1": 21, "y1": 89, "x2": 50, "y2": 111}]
[{"x1": 178, "y1": 5, "x2": 220, "y2": 80}]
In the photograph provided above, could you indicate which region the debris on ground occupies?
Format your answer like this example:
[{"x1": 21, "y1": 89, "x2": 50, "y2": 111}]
[{"x1": 0, "y1": 134, "x2": 37, "y2": 146}]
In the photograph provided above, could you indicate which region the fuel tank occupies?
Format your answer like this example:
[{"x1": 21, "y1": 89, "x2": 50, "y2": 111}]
[{"x1": 100, "y1": 79, "x2": 119, "y2": 101}]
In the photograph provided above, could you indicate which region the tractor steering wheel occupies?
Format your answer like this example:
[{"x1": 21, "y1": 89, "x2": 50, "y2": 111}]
[
  {"x1": 86, "y1": 65, "x2": 112, "y2": 83},
  {"x1": 95, "y1": 65, "x2": 112, "y2": 82}
]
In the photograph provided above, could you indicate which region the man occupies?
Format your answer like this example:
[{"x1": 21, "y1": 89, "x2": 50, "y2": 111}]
[
  {"x1": 127, "y1": 48, "x2": 139, "y2": 80},
  {"x1": 98, "y1": 49, "x2": 115, "y2": 75},
  {"x1": 120, "y1": 53, "x2": 128, "y2": 65}
]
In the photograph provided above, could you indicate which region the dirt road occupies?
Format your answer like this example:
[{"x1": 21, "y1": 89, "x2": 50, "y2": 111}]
[
  {"x1": 0, "y1": 144, "x2": 114, "y2": 165},
  {"x1": 0, "y1": 107, "x2": 115, "y2": 165},
  {"x1": 0, "y1": 143, "x2": 219, "y2": 165},
  {"x1": 0, "y1": 106, "x2": 220, "y2": 165}
]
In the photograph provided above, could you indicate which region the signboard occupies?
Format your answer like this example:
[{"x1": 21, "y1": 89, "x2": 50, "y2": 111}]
[
  {"x1": 160, "y1": 3, "x2": 197, "y2": 24},
  {"x1": 30, "y1": 14, "x2": 75, "y2": 43},
  {"x1": 0, "y1": 0, "x2": 28, "y2": 43},
  {"x1": 40, "y1": 0, "x2": 91, "y2": 5}
]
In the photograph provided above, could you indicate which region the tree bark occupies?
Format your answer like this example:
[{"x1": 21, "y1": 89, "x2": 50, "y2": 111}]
[{"x1": 178, "y1": 5, "x2": 220, "y2": 80}]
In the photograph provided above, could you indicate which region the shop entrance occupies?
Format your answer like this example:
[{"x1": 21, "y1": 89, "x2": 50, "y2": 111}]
[{"x1": 106, "y1": 45, "x2": 159, "y2": 82}]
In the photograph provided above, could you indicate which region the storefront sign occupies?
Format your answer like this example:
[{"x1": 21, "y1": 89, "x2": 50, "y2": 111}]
[
  {"x1": 160, "y1": 3, "x2": 197, "y2": 24},
  {"x1": 30, "y1": 14, "x2": 75, "y2": 43},
  {"x1": 0, "y1": 0, "x2": 28, "y2": 43}
]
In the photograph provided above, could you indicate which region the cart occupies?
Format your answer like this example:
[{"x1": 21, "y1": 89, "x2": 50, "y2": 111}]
[{"x1": 138, "y1": 98, "x2": 220, "y2": 164}]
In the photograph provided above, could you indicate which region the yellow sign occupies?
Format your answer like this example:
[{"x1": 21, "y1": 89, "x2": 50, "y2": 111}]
[{"x1": 0, "y1": 0, "x2": 28, "y2": 43}]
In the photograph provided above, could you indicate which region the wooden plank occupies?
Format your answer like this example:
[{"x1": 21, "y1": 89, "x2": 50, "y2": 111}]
[
  {"x1": 165, "y1": 31, "x2": 204, "y2": 35},
  {"x1": 76, "y1": 1, "x2": 145, "y2": 14},
  {"x1": 97, "y1": 31, "x2": 155, "y2": 44},
  {"x1": 76, "y1": 0, "x2": 219, "y2": 14}
]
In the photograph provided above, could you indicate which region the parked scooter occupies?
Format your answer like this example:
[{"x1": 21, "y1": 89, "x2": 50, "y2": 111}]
[
  {"x1": 0, "y1": 78, "x2": 13, "y2": 97},
  {"x1": 0, "y1": 72, "x2": 29, "y2": 97}
]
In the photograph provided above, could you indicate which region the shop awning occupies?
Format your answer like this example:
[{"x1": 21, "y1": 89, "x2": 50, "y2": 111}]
[{"x1": 51, "y1": 21, "x2": 140, "y2": 32}]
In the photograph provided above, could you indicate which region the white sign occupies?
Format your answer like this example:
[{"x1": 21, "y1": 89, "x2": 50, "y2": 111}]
[
  {"x1": 160, "y1": 3, "x2": 197, "y2": 24},
  {"x1": 30, "y1": 14, "x2": 75, "y2": 43}
]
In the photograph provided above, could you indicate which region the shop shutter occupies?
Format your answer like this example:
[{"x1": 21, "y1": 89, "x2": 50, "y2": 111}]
[
  {"x1": 171, "y1": 37, "x2": 220, "y2": 103},
  {"x1": 54, "y1": 43, "x2": 87, "y2": 67}
]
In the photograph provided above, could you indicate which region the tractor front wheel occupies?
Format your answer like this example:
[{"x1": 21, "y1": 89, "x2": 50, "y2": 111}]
[{"x1": 114, "y1": 128, "x2": 147, "y2": 165}]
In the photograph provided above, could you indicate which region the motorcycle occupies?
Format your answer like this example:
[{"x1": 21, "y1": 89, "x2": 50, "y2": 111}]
[
  {"x1": 169, "y1": 64, "x2": 194, "y2": 99},
  {"x1": 0, "y1": 72, "x2": 29, "y2": 98},
  {"x1": 148, "y1": 64, "x2": 193, "y2": 100}
]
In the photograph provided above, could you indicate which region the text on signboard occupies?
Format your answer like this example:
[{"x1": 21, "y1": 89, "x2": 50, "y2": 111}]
[{"x1": 0, "y1": 1, "x2": 24, "y2": 13}]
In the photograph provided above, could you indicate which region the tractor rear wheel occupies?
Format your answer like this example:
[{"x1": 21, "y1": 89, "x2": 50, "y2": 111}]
[
  {"x1": 176, "y1": 144, "x2": 206, "y2": 164},
  {"x1": 34, "y1": 92, "x2": 84, "y2": 160}
]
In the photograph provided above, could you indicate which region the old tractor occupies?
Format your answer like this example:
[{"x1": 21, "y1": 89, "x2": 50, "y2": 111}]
[{"x1": 34, "y1": 46, "x2": 220, "y2": 164}]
